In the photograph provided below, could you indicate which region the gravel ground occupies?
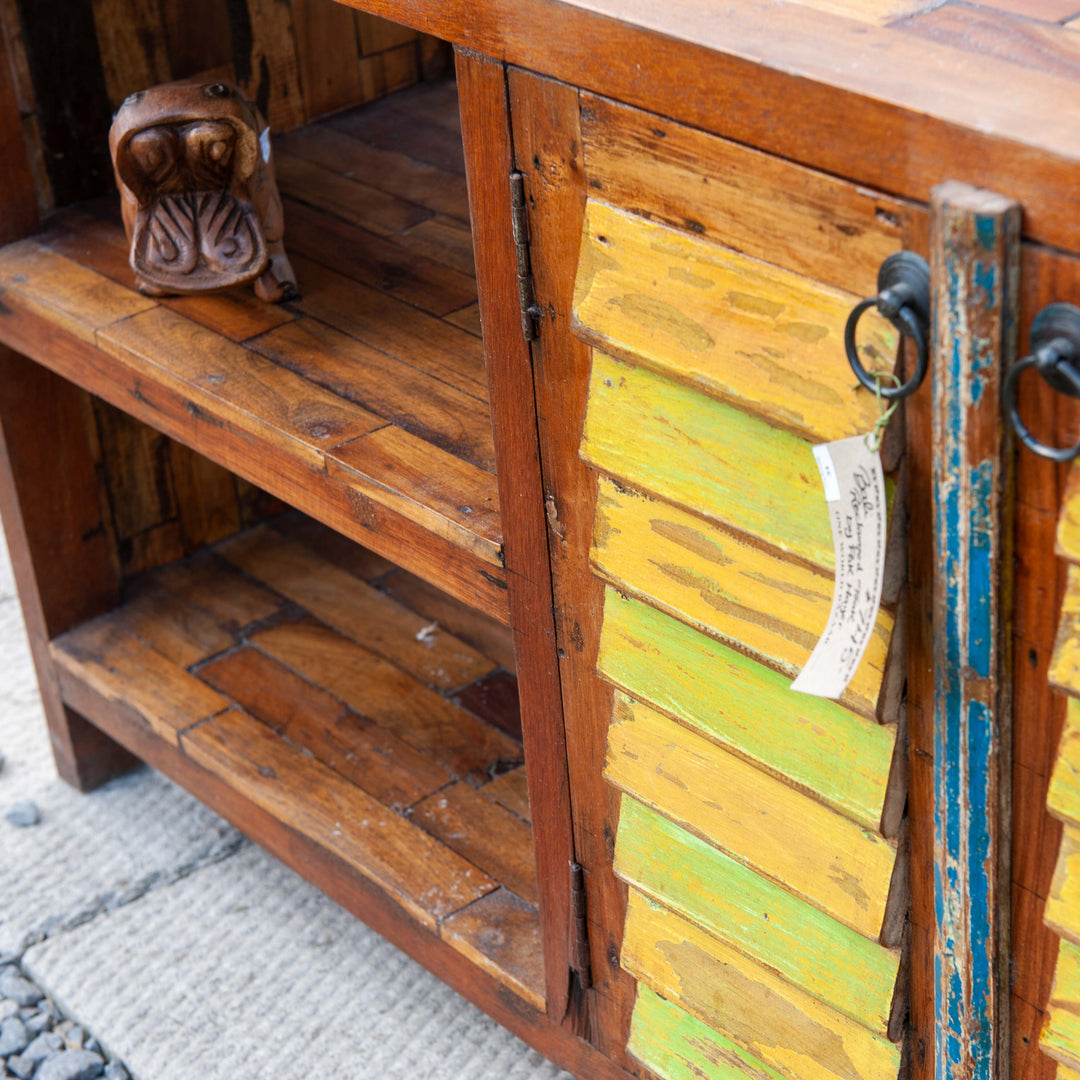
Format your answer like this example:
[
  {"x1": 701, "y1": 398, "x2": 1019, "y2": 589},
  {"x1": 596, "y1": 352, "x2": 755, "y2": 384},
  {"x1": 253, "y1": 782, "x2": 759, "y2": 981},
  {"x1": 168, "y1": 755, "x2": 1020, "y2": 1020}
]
[{"x1": 0, "y1": 525, "x2": 574, "y2": 1080}]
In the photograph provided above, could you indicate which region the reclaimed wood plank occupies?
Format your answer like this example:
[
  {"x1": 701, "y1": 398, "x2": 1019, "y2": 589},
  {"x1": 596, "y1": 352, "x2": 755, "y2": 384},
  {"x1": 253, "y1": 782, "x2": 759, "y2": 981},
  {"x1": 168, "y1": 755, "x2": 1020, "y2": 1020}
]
[
  {"x1": 578, "y1": 93, "x2": 908, "y2": 296},
  {"x1": 0, "y1": 240, "x2": 155, "y2": 344},
  {"x1": 444, "y1": 303, "x2": 482, "y2": 337},
  {"x1": 1052, "y1": 939, "x2": 1080, "y2": 1014},
  {"x1": 481, "y1": 766, "x2": 530, "y2": 822},
  {"x1": 169, "y1": 443, "x2": 243, "y2": 552},
  {"x1": 51, "y1": 617, "x2": 228, "y2": 746},
  {"x1": 598, "y1": 588, "x2": 896, "y2": 832},
  {"x1": 1057, "y1": 465, "x2": 1080, "y2": 565},
  {"x1": 412, "y1": 781, "x2": 538, "y2": 903},
  {"x1": 581, "y1": 352, "x2": 834, "y2": 569},
  {"x1": 592, "y1": 477, "x2": 893, "y2": 719},
  {"x1": 250, "y1": 618, "x2": 521, "y2": 780},
  {"x1": 113, "y1": 584, "x2": 234, "y2": 668},
  {"x1": 1051, "y1": 566, "x2": 1080, "y2": 696},
  {"x1": 198, "y1": 646, "x2": 450, "y2": 808},
  {"x1": 400, "y1": 214, "x2": 476, "y2": 277},
  {"x1": 615, "y1": 795, "x2": 901, "y2": 1031},
  {"x1": 90, "y1": 0, "x2": 171, "y2": 109},
  {"x1": 218, "y1": 525, "x2": 495, "y2": 690},
  {"x1": 289, "y1": 0, "x2": 365, "y2": 119},
  {"x1": 250, "y1": 316, "x2": 495, "y2": 471},
  {"x1": 1046, "y1": 825, "x2": 1080, "y2": 947},
  {"x1": 573, "y1": 201, "x2": 899, "y2": 443},
  {"x1": 1050, "y1": 698, "x2": 1080, "y2": 827},
  {"x1": 1043, "y1": 1005, "x2": 1080, "y2": 1072},
  {"x1": 627, "y1": 983, "x2": 789, "y2": 1080},
  {"x1": 180, "y1": 708, "x2": 497, "y2": 929},
  {"x1": 621, "y1": 890, "x2": 902, "y2": 1080},
  {"x1": 449, "y1": 669, "x2": 521, "y2": 742},
  {"x1": 277, "y1": 124, "x2": 470, "y2": 220},
  {"x1": 605, "y1": 695, "x2": 899, "y2": 941},
  {"x1": 438, "y1": 888, "x2": 545, "y2": 1010},
  {"x1": 270, "y1": 513, "x2": 395, "y2": 580},
  {"x1": 380, "y1": 569, "x2": 517, "y2": 673}
]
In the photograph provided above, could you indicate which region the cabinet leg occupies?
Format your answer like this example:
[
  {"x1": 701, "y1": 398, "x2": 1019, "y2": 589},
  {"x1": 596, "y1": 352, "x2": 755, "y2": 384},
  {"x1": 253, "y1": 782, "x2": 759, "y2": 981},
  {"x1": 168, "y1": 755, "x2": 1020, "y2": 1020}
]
[{"x1": 0, "y1": 347, "x2": 136, "y2": 791}]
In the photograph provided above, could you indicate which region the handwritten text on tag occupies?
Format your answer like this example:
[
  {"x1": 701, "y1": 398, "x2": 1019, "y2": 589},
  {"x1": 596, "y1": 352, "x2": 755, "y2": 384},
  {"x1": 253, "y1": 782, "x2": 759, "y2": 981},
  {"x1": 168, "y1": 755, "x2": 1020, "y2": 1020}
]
[{"x1": 791, "y1": 435, "x2": 887, "y2": 700}]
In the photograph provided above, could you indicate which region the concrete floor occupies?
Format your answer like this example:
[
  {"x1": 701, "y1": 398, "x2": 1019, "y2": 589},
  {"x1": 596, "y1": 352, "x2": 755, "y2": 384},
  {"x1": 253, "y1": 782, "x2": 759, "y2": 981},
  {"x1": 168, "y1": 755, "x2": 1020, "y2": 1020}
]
[{"x1": 0, "y1": 528, "x2": 575, "y2": 1080}]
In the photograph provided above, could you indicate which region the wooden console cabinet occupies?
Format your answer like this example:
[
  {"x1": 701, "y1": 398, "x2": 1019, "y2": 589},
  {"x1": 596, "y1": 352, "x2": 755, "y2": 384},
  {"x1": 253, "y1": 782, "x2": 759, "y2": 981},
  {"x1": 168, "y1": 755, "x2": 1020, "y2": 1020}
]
[{"x1": 1, "y1": 4, "x2": 1079, "y2": 1080}]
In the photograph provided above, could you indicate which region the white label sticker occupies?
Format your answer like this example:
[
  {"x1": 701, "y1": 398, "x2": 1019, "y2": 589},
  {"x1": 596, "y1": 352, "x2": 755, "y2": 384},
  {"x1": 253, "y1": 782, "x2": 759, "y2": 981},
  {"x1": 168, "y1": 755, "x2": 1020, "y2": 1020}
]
[{"x1": 791, "y1": 435, "x2": 887, "y2": 700}]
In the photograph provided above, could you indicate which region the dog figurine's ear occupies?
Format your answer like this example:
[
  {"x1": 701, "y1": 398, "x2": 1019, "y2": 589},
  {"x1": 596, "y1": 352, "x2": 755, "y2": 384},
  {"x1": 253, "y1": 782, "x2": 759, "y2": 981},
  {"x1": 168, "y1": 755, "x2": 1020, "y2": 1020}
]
[{"x1": 109, "y1": 82, "x2": 297, "y2": 302}]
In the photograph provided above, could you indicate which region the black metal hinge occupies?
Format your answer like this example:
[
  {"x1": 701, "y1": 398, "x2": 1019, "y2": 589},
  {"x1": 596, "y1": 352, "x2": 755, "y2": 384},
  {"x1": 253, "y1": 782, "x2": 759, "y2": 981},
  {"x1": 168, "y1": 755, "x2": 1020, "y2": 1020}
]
[
  {"x1": 570, "y1": 861, "x2": 593, "y2": 990},
  {"x1": 509, "y1": 171, "x2": 543, "y2": 342}
]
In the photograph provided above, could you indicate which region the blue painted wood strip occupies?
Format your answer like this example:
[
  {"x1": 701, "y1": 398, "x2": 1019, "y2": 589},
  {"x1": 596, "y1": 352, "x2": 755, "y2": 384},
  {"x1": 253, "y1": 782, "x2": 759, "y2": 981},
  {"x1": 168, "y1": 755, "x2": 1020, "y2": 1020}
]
[{"x1": 930, "y1": 181, "x2": 1019, "y2": 1080}]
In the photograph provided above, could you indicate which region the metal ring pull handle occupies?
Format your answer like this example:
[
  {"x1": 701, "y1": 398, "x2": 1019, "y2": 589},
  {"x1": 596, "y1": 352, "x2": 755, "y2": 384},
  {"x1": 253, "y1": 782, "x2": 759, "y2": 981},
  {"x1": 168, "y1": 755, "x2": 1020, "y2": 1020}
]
[
  {"x1": 1004, "y1": 302, "x2": 1080, "y2": 462},
  {"x1": 845, "y1": 251, "x2": 931, "y2": 401}
]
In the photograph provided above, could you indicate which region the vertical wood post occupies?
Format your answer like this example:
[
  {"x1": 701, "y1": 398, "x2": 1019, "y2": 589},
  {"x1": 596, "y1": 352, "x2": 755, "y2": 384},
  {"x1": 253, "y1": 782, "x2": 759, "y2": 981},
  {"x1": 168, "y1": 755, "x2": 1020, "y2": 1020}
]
[{"x1": 930, "y1": 181, "x2": 1019, "y2": 1080}]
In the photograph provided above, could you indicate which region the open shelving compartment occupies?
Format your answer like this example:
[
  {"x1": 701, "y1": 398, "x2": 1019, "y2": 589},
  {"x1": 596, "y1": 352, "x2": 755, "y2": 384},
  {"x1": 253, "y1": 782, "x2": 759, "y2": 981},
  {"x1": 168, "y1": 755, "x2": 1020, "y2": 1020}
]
[{"x1": 0, "y1": 22, "x2": 549, "y2": 1019}]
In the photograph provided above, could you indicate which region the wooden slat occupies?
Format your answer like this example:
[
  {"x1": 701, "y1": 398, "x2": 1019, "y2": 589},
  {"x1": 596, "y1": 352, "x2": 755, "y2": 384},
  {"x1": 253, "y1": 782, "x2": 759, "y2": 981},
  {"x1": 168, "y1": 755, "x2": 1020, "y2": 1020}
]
[
  {"x1": 1057, "y1": 465, "x2": 1080, "y2": 565},
  {"x1": 1051, "y1": 566, "x2": 1080, "y2": 696},
  {"x1": 449, "y1": 669, "x2": 522, "y2": 741},
  {"x1": 399, "y1": 214, "x2": 476, "y2": 277},
  {"x1": 614, "y1": 796, "x2": 901, "y2": 1032},
  {"x1": 627, "y1": 983, "x2": 788, "y2": 1080},
  {"x1": 270, "y1": 513, "x2": 396, "y2": 580},
  {"x1": 621, "y1": 890, "x2": 902, "y2": 1080},
  {"x1": 444, "y1": 303, "x2": 483, "y2": 337},
  {"x1": 438, "y1": 888, "x2": 545, "y2": 1010},
  {"x1": 1043, "y1": 1005, "x2": 1080, "y2": 1073},
  {"x1": 411, "y1": 781, "x2": 538, "y2": 903},
  {"x1": 592, "y1": 476, "x2": 893, "y2": 719},
  {"x1": 481, "y1": 766, "x2": 531, "y2": 822},
  {"x1": 605, "y1": 695, "x2": 899, "y2": 941},
  {"x1": 289, "y1": 0, "x2": 366, "y2": 119},
  {"x1": 51, "y1": 617, "x2": 229, "y2": 746},
  {"x1": 0, "y1": 240, "x2": 156, "y2": 344},
  {"x1": 236, "y1": 0, "x2": 305, "y2": 132},
  {"x1": 1050, "y1": 698, "x2": 1080, "y2": 827},
  {"x1": 598, "y1": 588, "x2": 896, "y2": 832},
  {"x1": 1046, "y1": 825, "x2": 1080, "y2": 947},
  {"x1": 217, "y1": 525, "x2": 495, "y2": 690},
  {"x1": 198, "y1": 646, "x2": 450, "y2": 809},
  {"x1": 581, "y1": 352, "x2": 834, "y2": 570},
  {"x1": 1052, "y1": 939, "x2": 1080, "y2": 1015},
  {"x1": 180, "y1": 708, "x2": 496, "y2": 929},
  {"x1": 573, "y1": 201, "x2": 899, "y2": 443},
  {"x1": 578, "y1": 92, "x2": 908, "y2": 296},
  {"x1": 249, "y1": 618, "x2": 521, "y2": 780}
]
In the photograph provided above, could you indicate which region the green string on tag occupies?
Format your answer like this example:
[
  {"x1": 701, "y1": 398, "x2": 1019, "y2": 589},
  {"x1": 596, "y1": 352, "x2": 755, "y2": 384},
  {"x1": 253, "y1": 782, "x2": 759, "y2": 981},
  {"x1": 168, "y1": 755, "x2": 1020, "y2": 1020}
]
[{"x1": 862, "y1": 371, "x2": 902, "y2": 454}]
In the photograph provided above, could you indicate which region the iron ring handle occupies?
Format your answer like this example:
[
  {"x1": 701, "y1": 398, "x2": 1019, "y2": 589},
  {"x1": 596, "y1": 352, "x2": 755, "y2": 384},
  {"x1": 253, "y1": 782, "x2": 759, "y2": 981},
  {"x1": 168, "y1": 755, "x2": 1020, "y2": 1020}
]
[
  {"x1": 845, "y1": 292, "x2": 929, "y2": 402},
  {"x1": 1003, "y1": 345, "x2": 1080, "y2": 463}
]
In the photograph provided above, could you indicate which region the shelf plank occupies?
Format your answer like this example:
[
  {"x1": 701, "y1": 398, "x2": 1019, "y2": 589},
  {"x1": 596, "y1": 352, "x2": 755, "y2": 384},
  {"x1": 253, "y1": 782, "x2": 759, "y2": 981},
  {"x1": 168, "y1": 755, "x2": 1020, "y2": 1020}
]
[
  {"x1": 481, "y1": 767, "x2": 531, "y2": 823},
  {"x1": 181, "y1": 708, "x2": 498, "y2": 929},
  {"x1": 412, "y1": 781, "x2": 538, "y2": 903},
  {"x1": 198, "y1": 646, "x2": 451, "y2": 810},
  {"x1": 249, "y1": 617, "x2": 522, "y2": 780},
  {"x1": 217, "y1": 524, "x2": 496, "y2": 690},
  {"x1": 439, "y1": 889, "x2": 545, "y2": 1010},
  {"x1": 51, "y1": 616, "x2": 229, "y2": 746},
  {"x1": 112, "y1": 583, "x2": 235, "y2": 668}
]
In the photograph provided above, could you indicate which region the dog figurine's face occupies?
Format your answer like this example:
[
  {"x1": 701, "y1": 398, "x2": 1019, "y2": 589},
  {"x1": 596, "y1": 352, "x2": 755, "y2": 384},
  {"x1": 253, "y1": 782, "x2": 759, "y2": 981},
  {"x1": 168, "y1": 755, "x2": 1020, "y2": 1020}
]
[{"x1": 110, "y1": 82, "x2": 296, "y2": 302}]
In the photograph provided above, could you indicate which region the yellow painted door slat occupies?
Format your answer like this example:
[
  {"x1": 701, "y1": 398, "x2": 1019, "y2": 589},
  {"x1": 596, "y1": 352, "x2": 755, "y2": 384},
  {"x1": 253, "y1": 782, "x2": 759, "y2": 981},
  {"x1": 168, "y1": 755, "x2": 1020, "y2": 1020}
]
[
  {"x1": 628, "y1": 982, "x2": 790, "y2": 1080},
  {"x1": 572, "y1": 201, "x2": 899, "y2": 443},
  {"x1": 1043, "y1": 1006, "x2": 1080, "y2": 1073},
  {"x1": 1050, "y1": 698, "x2": 1080, "y2": 828},
  {"x1": 581, "y1": 352, "x2": 835, "y2": 569},
  {"x1": 1050, "y1": 566, "x2": 1080, "y2": 697},
  {"x1": 592, "y1": 476, "x2": 893, "y2": 719},
  {"x1": 622, "y1": 890, "x2": 902, "y2": 1080},
  {"x1": 1046, "y1": 824, "x2": 1080, "y2": 948},
  {"x1": 598, "y1": 587, "x2": 896, "y2": 833},
  {"x1": 1057, "y1": 464, "x2": 1080, "y2": 566},
  {"x1": 614, "y1": 795, "x2": 901, "y2": 1032},
  {"x1": 605, "y1": 694, "x2": 899, "y2": 941}
]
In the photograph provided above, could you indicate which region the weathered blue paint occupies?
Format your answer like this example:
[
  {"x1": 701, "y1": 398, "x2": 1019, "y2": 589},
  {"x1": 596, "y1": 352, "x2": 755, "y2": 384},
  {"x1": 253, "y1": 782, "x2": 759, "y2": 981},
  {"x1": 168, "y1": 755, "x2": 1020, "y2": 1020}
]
[{"x1": 931, "y1": 188, "x2": 1018, "y2": 1080}]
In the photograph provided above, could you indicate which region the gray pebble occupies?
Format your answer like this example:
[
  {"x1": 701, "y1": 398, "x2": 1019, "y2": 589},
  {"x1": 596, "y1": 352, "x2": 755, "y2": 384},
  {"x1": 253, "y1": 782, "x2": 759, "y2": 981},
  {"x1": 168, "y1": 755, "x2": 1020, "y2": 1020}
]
[
  {"x1": 0, "y1": 1015, "x2": 29, "y2": 1055},
  {"x1": 34, "y1": 1051, "x2": 104, "y2": 1080},
  {"x1": 0, "y1": 998, "x2": 20, "y2": 1020},
  {"x1": 24, "y1": 1014, "x2": 51, "y2": 1035},
  {"x1": 102, "y1": 1066, "x2": 128, "y2": 1080},
  {"x1": 6, "y1": 1055, "x2": 35, "y2": 1080},
  {"x1": 24, "y1": 1032, "x2": 64, "y2": 1063},
  {"x1": 0, "y1": 974, "x2": 41, "y2": 1008},
  {"x1": 3, "y1": 802, "x2": 40, "y2": 828}
]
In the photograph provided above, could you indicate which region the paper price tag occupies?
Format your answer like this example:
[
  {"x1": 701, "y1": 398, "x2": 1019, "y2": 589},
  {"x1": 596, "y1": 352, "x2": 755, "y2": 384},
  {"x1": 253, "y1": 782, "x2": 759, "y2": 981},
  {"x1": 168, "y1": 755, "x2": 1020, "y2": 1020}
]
[{"x1": 791, "y1": 435, "x2": 887, "y2": 700}]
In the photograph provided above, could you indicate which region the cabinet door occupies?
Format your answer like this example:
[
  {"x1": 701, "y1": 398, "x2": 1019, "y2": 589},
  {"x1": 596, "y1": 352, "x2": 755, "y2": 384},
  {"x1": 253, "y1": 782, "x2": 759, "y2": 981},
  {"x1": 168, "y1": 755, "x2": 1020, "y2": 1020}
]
[{"x1": 510, "y1": 70, "x2": 1080, "y2": 1080}]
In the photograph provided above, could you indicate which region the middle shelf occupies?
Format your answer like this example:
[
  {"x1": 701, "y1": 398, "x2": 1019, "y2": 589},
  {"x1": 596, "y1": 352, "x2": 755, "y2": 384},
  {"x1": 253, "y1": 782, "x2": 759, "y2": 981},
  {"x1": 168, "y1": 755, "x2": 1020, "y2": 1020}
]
[
  {"x1": 49, "y1": 512, "x2": 542, "y2": 1008},
  {"x1": 0, "y1": 81, "x2": 507, "y2": 623}
]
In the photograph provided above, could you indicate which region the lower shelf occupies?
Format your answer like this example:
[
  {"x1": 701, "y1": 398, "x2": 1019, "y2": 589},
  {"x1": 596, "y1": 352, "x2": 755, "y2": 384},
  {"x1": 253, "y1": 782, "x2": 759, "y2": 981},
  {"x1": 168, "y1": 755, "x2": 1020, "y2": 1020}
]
[{"x1": 49, "y1": 515, "x2": 542, "y2": 1010}]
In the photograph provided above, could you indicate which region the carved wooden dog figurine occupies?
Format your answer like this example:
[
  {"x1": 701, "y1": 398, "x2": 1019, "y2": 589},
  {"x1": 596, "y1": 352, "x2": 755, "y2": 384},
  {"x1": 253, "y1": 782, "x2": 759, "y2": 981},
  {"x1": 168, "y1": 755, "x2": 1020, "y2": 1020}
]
[{"x1": 109, "y1": 81, "x2": 297, "y2": 302}]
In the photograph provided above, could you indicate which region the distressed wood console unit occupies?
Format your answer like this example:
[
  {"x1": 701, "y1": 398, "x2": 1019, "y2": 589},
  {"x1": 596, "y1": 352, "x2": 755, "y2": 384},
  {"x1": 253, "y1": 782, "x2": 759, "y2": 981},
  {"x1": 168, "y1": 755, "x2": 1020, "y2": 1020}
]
[{"x1": 2, "y1": 3, "x2": 1080, "y2": 1080}]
